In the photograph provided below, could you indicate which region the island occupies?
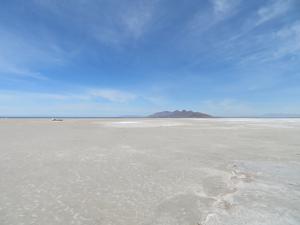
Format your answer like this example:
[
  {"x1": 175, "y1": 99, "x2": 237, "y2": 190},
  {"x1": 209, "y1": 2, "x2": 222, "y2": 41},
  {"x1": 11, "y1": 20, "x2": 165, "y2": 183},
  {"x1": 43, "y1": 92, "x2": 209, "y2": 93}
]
[{"x1": 148, "y1": 110, "x2": 212, "y2": 118}]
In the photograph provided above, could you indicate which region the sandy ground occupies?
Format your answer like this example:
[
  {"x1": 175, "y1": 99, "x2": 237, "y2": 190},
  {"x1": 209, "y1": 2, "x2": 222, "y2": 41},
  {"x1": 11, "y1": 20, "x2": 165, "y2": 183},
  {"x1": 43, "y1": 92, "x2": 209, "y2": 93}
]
[{"x1": 0, "y1": 118, "x2": 300, "y2": 225}]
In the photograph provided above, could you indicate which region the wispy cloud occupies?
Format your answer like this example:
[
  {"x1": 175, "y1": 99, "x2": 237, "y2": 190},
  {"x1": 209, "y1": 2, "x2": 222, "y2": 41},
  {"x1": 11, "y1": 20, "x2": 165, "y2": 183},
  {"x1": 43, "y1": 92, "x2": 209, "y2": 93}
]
[
  {"x1": 0, "y1": 88, "x2": 139, "y2": 116},
  {"x1": 0, "y1": 28, "x2": 66, "y2": 80},
  {"x1": 211, "y1": 0, "x2": 240, "y2": 18},
  {"x1": 225, "y1": 0, "x2": 294, "y2": 42},
  {"x1": 0, "y1": 88, "x2": 137, "y2": 103},
  {"x1": 235, "y1": 20, "x2": 300, "y2": 64},
  {"x1": 0, "y1": 92, "x2": 68, "y2": 101},
  {"x1": 34, "y1": 0, "x2": 158, "y2": 47},
  {"x1": 120, "y1": 1, "x2": 157, "y2": 40},
  {"x1": 89, "y1": 89, "x2": 137, "y2": 102},
  {"x1": 189, "y1": 0, "x2": 240, "y2": 32},
  {"x1": 187, "y1": 0, "x2": 297, "y2": 66},
  {"x1": 255, "y1": 0, "x2": 292, "y2": 26},
  {"x1": 274, "y1": 21, "x2": 300, "y2": 58},
  {"x1": 0, "y1": 62, "x2": 48, "y2": 80}
]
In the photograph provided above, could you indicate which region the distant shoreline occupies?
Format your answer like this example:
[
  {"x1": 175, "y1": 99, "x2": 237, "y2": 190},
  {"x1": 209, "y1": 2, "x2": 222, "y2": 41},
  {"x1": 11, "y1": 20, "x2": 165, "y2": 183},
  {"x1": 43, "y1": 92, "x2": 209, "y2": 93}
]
[{"x1": 1, "y1": 116, "x2": 300, "y2": 119}]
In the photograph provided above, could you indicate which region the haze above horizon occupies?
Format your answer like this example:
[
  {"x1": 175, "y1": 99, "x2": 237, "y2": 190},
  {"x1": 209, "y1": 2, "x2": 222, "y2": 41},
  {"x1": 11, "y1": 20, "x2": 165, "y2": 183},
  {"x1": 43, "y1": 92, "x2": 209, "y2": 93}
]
[{"x1": 0, "y1": 0, "x2": 300, "y2": 117}]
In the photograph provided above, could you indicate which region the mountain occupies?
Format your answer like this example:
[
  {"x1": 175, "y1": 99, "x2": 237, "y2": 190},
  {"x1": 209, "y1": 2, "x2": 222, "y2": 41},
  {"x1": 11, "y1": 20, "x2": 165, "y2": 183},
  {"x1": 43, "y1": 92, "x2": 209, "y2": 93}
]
[{"x1": 148, "y1": 110, "x2": 212, "y2": 118}]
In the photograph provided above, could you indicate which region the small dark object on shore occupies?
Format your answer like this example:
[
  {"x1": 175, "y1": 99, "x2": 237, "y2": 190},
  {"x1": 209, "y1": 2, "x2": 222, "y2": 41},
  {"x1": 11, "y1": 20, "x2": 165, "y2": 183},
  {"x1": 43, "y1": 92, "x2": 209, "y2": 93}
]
[{"x1": 51, "y1": 118, "x2": 63, "y2": 121}]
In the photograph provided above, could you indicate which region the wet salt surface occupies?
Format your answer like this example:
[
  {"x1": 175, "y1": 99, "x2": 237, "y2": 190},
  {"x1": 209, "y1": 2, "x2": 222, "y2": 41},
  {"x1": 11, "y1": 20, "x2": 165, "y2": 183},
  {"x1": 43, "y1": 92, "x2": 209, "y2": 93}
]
[
  {"x1": 102, "y1": 120, "x2": 185, "y2": 127},
  {"x1": 0, "y1": 118, "x2": 300, "y2": 225}
]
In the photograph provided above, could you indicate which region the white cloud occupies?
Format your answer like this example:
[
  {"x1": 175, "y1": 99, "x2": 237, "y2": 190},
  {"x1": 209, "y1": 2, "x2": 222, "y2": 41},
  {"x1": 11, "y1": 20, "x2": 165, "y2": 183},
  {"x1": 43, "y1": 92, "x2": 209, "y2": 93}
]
[
  {"x1": 0, "y1": 88, "x2": 137, "y2": 103},
  {"x1": 274, "y1": 21, "x2": 300, "y2": 58},
  {"x1": 89, "y1": 89, "x2": 137, "y2": 102},
  {"x1": 211, "y1": 0, "x2": 240, "y2": 17},
  {"x1": 34, "y1": 0, "x2": 158, "y2": 46},
  {"x1": 0, "y1": 61, "x2": 47, "y2": 80},
  {"x1": 256, "y1": 0, "x2": 292, "y2": 26},
  {"x1": 120, "y1": 1, "x2": 157, "y2": 40},
  {"x1": 188, "y1": 0, "x2": 240, "y2": 37},
  {"x1": 0, "y1": 90, "x2": 105, "y2": 117},
  {"x1": 236, "y1": 20, "x2": 300, "y2": 64},
  {"x1": 225, "y1": 0, "x2": 293, "y2": 43},
  {"x1": 0, "y1": 91, "x2": 71, "y2": 101},
  {"x1": 0, "y1": 28, "x2": 66, "y2": 80},
  {"x1": 0, "y1": 88, "x2": 139, "y2": 116}
]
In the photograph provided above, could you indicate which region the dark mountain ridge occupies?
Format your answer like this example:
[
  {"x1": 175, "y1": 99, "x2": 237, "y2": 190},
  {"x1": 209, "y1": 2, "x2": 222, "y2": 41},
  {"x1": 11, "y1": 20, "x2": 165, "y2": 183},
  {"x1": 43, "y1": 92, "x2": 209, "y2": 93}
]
[{"x1": 148, "y1": 110, "x2": 212, "y2": 118}]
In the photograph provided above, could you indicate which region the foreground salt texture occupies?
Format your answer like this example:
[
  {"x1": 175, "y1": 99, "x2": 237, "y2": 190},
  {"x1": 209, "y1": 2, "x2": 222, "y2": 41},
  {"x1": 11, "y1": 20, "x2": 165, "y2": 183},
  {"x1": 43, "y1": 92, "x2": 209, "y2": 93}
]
[{"x1": 0, "y1": 118, "x2": 299, "y2": 225}]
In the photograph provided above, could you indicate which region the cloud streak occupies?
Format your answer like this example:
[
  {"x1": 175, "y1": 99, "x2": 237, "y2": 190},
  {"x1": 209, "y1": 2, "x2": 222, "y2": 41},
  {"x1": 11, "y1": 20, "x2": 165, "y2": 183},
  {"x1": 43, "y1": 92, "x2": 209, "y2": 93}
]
[
  {"x1": 0, "y1": 88, "x2": 141, "y2": 116},
  {"x1": 0, "y1": 88, "x2": 137, "y2": 103},
  {"x1": 255, "y1": 0, "x2": 293, "y2": 26},
  {"x1": 34, "y1": 0, "x2": 158, "y2": 47},
  {"x1": 0, "y1": 27, "x2": 67, "y2": 80},
  {"x1": 211, "y1": 0, "x2": 240, "y2": 18},
  {"x1": 187, "y1": 0, "x2": 298, "y2": 67},
  {"x1": 89, "y1": 89, "x2": 137, "y2": 102}
]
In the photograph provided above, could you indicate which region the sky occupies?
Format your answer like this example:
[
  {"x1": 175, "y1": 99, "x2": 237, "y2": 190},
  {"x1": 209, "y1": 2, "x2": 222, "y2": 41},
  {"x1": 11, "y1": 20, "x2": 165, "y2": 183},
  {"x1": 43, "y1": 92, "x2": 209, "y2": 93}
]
[{"x1": 0, "y1": 0, "x2": 300, "y2": 117}]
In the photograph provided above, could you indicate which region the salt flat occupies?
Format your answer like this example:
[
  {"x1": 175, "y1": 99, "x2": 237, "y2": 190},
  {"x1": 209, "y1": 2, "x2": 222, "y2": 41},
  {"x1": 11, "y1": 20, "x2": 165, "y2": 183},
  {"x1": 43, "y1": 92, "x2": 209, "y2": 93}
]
[{"x1": 0, "y1": 118, "x2": 300, "y2": 225}]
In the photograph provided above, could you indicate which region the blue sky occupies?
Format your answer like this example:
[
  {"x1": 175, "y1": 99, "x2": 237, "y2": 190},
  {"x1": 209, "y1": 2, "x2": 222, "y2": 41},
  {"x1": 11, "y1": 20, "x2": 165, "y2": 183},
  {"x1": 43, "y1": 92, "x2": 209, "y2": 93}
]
[{"x1": 0, "y1": 0, "x2": 300, "y2": 116}]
